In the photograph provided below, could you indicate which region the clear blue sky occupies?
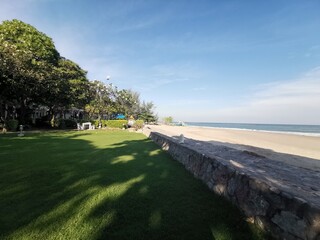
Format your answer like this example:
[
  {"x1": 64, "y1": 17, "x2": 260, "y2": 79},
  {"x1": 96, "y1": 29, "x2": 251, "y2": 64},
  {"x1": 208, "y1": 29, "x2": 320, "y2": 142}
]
[{"x1": 1, "y1": 0, "x2": 320, "y2": 124}]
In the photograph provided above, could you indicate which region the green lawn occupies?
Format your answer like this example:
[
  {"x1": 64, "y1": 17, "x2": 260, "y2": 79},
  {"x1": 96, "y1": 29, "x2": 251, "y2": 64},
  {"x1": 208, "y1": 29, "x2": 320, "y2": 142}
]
[{"x1": 0, "y1": 130, "x2": 266, "y2": 240}]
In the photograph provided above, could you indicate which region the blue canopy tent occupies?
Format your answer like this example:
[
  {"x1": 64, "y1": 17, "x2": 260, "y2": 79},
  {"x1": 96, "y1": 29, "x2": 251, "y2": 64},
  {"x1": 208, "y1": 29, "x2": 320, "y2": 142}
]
[{"x1": 115, "y1": 114, "x2": 126, "y2": 119}]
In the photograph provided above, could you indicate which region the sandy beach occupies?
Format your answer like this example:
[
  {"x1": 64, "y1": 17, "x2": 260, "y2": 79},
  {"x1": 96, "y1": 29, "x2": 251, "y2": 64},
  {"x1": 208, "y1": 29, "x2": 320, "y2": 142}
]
[{"x1": 144, "y1": 124, "x2": 320, "y2": 170}]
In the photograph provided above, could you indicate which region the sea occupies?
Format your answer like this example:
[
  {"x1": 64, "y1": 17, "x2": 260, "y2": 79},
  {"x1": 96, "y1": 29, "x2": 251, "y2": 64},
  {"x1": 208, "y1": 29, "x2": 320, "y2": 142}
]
[{"x1": 183, "y1": 122, "x2": 320, "y2": 137}]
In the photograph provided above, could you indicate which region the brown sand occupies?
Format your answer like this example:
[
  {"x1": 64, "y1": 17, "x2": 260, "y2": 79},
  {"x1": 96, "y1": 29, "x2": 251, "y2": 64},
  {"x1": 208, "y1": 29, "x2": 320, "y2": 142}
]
[{"x1": 144, "y1": 125, "x2": 320, "y2": 170}]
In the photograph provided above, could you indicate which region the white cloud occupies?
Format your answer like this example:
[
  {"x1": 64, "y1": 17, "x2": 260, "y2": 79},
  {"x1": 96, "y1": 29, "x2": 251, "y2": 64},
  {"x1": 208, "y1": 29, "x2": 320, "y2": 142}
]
[
  {"x1": 163, "y1": 66, "x2": 320, "y2": 124},
  {"x1": 132, "y1": 63, "x2": 196, "y2": 91},
  {"x1": 205, "y1": 67, "x2": 320, "y2": 124}
]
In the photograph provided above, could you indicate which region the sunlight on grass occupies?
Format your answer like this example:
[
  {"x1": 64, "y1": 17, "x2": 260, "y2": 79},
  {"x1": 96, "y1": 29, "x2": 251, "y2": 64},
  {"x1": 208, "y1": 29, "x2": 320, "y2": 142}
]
[
  {"x1": 103, "y1": 175, "x2": 145, "y2": 200},
  {"x1": 111, "y1": 155, "x2": 135, "y2": 164},
  {"x1": 149, "y1": 149, "x2": 161, "y2": 156},
  {"x1": 71, "y1": 130, "x2": 145, "y2": 149},
  {"x1": 6, "y1": 175, "x2": 145, "y2": 240},
  {"x1": 211, "y1": 224, "x2": 233, "y2": 240},
  {"x1": 0, "y1": 130, "x2": 266, "y2": 240}
]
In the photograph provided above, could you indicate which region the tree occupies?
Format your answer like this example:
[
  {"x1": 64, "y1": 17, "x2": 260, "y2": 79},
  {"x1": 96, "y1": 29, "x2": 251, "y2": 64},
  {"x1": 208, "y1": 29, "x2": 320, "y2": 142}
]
[
  {"x1": 85, "y1": 80, "x2": 116, "y2": 122},
  {"x1": 163, "y1": 116, "x2": 173, "y2": 125},
  {"x1": 116, "y1": 89, "x2": 141, "y2": 118},
  {"x1": 84, "y1": 83, "x2": 158, "y2": 122},
  {"x1": 0, "y1": 20, "x2": 158, "y2": 127},
  {"x1": 39, "y1": 57, "x2": 89, "y2": 126},
  {"x1": 139, "y1": 101, "x2": 157, "y2": 123},
  {"x1": 0, "y1": 19, "x2": 60, "y2": 123}
]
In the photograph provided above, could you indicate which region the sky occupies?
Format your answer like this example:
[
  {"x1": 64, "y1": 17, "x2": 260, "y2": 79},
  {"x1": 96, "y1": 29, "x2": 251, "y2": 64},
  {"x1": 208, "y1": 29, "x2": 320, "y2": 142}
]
[{"x1": 1, "y1": 0, "x2": 320, "y2": 124}]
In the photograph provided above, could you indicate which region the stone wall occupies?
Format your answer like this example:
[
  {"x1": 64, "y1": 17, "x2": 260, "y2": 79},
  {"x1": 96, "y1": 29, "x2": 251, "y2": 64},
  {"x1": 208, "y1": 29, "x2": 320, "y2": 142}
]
[{"x1": 145, "y1": 131, "x2": 320, "y2": 240}]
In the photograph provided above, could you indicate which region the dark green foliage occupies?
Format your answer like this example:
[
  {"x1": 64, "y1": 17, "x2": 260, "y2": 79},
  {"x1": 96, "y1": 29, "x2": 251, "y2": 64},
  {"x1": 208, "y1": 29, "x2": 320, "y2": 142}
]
[
  {"x1": 35, "y1": 116, "x2": 51, "y2": 128},
  {"x1": 0, "y1": 19, "x2": 60, "y2": 124},
  {"x1": 85, "y1": 80, "x2": 115, "y2": 121},
  {"x1": 5, "y1": 119, "x2": 18, "y2": 131},
  {"x1": 0, "y1": 19, "x2": 89, "y2": 125},
  {"x1": 86, "y1": 83, "x2": 158, "y2": 124},
  {"x1": 0, "y1": 19, "x2": 59, "y2": 64},
  {"x1": 44, "y1": 58, "x2": 89, "y2": 111},
  {"x1": 116, "y1": 89, "x2": 140, "y2": 117},
  {"x1": 0, "y1": 20, "x2": 156, "y2": 126},
  {"x1": 139, "y1": 101, "x2": 157, "y2": 123},
  {"x1": 0, "y1": 131, "x2": 267, "y2": 240},
  {"x1": 57, "y1": 119, "x2": 77, "y2": 129}
]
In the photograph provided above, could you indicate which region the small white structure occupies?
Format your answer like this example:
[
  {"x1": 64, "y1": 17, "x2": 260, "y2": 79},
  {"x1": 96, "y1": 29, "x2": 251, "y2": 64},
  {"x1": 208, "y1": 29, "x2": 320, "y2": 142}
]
[
  {"x1": 18, "y1": 125, "x2": 24, "y2": 137},
  {"x1": 77, "y1": 122, "x2": 95, "y2": 130},
  {"x1": 178, "y1": 134, "x2": 184, "y2": 144},
  {"x1": 82, "y1": 122, "x2": 92, "y2": 130}
]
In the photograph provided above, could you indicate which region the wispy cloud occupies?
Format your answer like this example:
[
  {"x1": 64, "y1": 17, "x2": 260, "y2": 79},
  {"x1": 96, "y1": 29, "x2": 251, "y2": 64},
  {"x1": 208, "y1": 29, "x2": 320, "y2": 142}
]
[
  {"x1": 137, "y1": 74, "x2": 189, "y2": 92},
  {"x1": 133, "y1": 63, "x2": 195, "y2": 91},
  {"x1": 208, "y1": 67, "x2": 320, "y2": 124}
]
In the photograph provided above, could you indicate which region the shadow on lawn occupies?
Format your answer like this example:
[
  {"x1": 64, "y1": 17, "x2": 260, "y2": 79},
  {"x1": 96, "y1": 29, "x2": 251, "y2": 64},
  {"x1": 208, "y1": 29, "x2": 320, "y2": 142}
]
[{"x1": 0, "y1": 131, "x2": 265, "y2": 240}]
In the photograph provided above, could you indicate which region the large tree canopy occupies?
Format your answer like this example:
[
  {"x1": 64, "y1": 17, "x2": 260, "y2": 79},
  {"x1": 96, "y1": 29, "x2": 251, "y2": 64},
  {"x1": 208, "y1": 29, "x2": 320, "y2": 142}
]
[
  {"x1": 0, "y1": 19, "x2": 90, "y2": 124},
  {"x1": 85, "y1": 80, "x2": 115, "y2": 121},
  {"x1": 0, "y1": 19, "x2": 62, "y2": 123},
  {"x1": 85, "y1": 81, "x2": 157, "y2": 122},
  {"x1": 0, "y1": 19, "x2": 59, "y2": 62},
  {"x1": 43, "y1": 58, "x2": 89, "y2": 111},
  {"x1": 0, "y1": 19, "x2": 157, "y2": 128},
  {"x1": 0, "y1": 19, "x2": 60, "y2": 96}
]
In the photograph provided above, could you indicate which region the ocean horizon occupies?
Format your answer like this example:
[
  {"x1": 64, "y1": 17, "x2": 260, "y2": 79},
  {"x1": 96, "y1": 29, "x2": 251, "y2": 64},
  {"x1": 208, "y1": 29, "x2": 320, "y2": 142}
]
[{"x1": 183, "y1": 122, "x2": 320, "y2": 136}]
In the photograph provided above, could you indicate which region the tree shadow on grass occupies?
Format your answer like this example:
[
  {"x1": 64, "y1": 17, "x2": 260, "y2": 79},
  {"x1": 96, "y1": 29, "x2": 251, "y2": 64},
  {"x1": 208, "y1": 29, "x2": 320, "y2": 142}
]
[{"x1": 0, "y1": 131, "x2": 266, "y2": 240}]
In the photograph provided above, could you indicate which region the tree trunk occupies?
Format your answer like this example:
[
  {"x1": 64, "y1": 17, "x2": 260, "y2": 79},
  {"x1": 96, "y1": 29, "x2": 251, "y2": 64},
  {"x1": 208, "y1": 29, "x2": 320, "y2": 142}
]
[
  {"x1": 0, "y1": 100, "x2": 3, "y2": 122},
  {"x1": 5, "y1": 103, "x2": 8, "y2": 121},
  {"x1": 50, "y1": 114, "x2": 55, "y2": 128},
  {"x1": 19, "y1": 98, "x2": 27, "y2": 124}
]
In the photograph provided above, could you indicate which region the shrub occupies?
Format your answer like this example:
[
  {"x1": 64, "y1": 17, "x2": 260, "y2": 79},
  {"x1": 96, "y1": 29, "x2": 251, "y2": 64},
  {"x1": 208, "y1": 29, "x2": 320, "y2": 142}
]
[
  {"x1": 163, "y1": 116, "x2": 173, "y2": 125},
  {"x1": 58, "y1": 119, "x2": 77, "y2": 129},
  {"x1": 91, "y1": 120, "x2": 131, "y2": 129},
  {"x1": 133, "y1": 120, "x2": 144, "y2": 130},
  {"x1": 92, "y1": 120, "x2": 108, "y2": 128},
  {"x1": 6, "y1": 119, "x2": 19, "y2": 131},
  {"x1": 93, "y1": 120, "x2": 100, "y2": 128},
  {"x1": 35, "y1": 116, "x2": 51, "y2": 128},
  {"x1": 106, "y1": 120, "x2": 128, "y2": 129}
]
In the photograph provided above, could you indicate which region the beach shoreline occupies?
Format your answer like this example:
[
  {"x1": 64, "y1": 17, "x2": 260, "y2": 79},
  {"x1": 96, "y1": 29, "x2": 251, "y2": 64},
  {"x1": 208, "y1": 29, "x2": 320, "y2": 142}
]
[
  {"x1": 144, "y1": 124, "x2": 320, "y2": 170},
  {"x1": 185, "y1": 125, "x2": 320, "y2": 137}
]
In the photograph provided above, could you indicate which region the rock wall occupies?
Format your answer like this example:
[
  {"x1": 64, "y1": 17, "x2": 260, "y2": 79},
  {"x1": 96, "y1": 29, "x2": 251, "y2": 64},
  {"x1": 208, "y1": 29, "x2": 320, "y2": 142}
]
[{"x1": 146, "y1": 131, "x2": 320, "y2": 240}]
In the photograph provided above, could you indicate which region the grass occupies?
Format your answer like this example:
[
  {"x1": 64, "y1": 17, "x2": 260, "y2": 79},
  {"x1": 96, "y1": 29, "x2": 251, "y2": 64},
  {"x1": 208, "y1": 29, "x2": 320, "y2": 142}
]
[{"x1": 0, "y1": 130, "x2": 266, "y2": 240}]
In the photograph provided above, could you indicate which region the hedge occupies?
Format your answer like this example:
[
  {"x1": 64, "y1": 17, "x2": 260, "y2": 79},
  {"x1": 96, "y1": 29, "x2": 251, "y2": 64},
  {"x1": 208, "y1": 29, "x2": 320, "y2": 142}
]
[
  {"x1": 58, "y1": 119, "x2": 77, "y2": 129},
  {"x1": 93, "y1": 120, "x2": 128, "y2": 129},
  {"x1": 92, "y1": 119, "x2": 145, "y2": 129}
]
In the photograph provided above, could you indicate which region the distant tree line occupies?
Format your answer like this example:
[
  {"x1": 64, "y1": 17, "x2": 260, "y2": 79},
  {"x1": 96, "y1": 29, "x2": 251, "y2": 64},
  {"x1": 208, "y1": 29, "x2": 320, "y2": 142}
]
[{"x1": 0, "y1": 19, "x2": 157, "y2": 129}]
